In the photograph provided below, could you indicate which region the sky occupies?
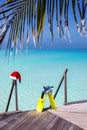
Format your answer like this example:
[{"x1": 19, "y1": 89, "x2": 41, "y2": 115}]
[
  {"x1": 0, "y1": 0, "x2": 87, "y2": 50},
  {"x1": 41, "y1": 1, "x2": 87, "y2": 49}
]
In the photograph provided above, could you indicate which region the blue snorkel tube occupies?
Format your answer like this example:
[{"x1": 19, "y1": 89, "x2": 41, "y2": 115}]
[{"x1": 41, "y1": 86, "x2": 54, "y2": 98}]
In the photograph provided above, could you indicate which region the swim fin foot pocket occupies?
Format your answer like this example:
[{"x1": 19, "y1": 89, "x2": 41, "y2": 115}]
[
  {"x1": 36, "y1": 98, "x2": 45, "y2": 112},
  {"x1": 48, "y1": 93, "x2": 57, "y2": 109}
]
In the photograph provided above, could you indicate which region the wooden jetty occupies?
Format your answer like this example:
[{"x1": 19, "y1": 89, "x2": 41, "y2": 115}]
[{"x1": 0, "y1": 108, "x2": 84, "y2": 130}]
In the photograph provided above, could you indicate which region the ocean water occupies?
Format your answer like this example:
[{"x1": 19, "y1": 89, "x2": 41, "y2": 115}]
[{"x1": 0, "y1": 49, "x2": 87, "y2": 113}]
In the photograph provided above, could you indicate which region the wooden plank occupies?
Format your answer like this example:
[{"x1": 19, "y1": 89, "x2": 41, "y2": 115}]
[
  {"x1": 23, "y1": 111, "x2": 49, "y2": 130},
  {"x1": 69, "y1": 124, "x2": 83, "y2": 130},
  {"x1": 21, "y1": 111, "x2": 44, "y2": 130},
  {"x1": 30, "y1": 112, "x2": 55, "y2": 130},
  {"x1": 0, "y1": 111, "x2": 30, "y2": 130},
  {"x1": 0, "y1": 113, "x2": 21, "y2": 128},
  {"x1": 0, "y1": 121, "x2": 7, "y2": 129},
  {"x1": 11, "y1": 111, "x2": 38, "y2": 130},
  {"x1": 38, "y1": 113, "x2": 56, "y2": 130},
  {"x1": 0, "y1": 110, "x2": 22, "y2": 117},
  {"x1": 0, "y1": 111, "x2": 23, "y2": 122},
  {"x1": 62, "y1": 122, "x2": 71, "y2": 130},
  {"x1": 51, "y1": 117, "x2": 66, "y2": 130},
  {"x1": 65, "y1": 100, "x2": 87, "y2": 105},
  {"x1": 1, "y1": 119, "x2": 17, "y2": 130},
  {"x1": 46, "y1": 116, "x2": 59, "y2": 130},
  {"x1": 27, "y1": 111, "x2": 49, "y2": 130}
]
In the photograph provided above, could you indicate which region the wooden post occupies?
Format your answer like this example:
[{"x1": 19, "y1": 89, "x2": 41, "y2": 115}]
[
  {"x1": 64, "y1": 71, "x2": 67, "y2": 105},
  {"x1": 14, "y1": 80, "x2": 18, "y2": 111},
  {"x1": 6, "y1": 71, "x2": 21, "y2": 112},
  {"x1": 5, "y1": 81, "x2": 14, "y2": 112},
  {"x1": 54, "y1": 69, "x2": 68, "y2": 100}
]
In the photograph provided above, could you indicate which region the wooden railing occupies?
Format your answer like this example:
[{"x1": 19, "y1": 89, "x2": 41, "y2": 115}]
[
  {"x1": 5, "y1": 69, "x2": 68, "y2": 112},
  {"x1": 54, "y1": 69, "x2": 68, "y2": 105}
]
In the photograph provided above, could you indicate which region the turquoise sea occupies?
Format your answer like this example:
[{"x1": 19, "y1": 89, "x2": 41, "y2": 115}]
[{"x1": 0, "y1": 49, "x2": 87, "y2": 112}]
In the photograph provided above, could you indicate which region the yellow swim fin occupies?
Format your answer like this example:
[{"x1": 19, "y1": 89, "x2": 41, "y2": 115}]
[
  {"x1": 36, "y1": 94, "x2": 46, "y2": 112},
  {"x1": 48, "y1": 93, "x2": 57, "y2": 109}
]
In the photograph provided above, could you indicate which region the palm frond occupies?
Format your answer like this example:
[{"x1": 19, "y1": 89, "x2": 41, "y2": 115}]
[{"x1": 0, "y1": 0, "x2": 87, "y2": 54}]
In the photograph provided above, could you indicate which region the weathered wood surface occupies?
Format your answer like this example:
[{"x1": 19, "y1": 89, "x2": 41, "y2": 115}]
[
  {"x1": 0, "y1": 109, "x2": 83, "y2": 130},
  {"x1": 49, "y1": 102, "x2": 87, "y2": 130}
]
